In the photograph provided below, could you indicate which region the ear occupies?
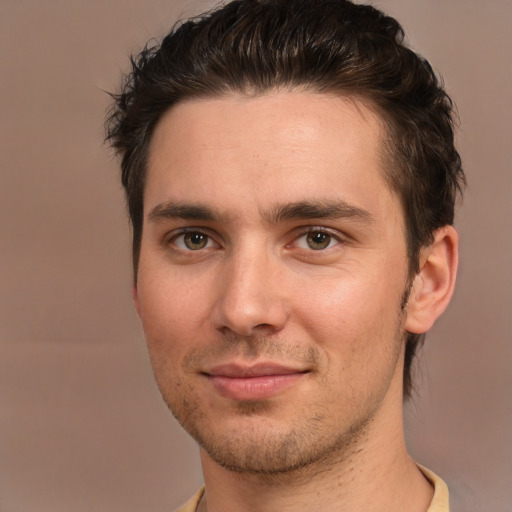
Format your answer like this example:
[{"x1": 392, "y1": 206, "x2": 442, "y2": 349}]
[{"x1": 405, "y1": 226, "x2": 459, "y2": 334}]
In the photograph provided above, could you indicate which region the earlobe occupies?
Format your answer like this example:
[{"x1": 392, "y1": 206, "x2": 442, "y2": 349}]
[{"x1": 405, "y1": 226, "x2": 459, "y2": 334}]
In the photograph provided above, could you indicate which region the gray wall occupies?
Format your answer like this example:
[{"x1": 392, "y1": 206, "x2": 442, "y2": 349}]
[{"x1": 1, "y1": 1, "x2": 510, "y2": 510}]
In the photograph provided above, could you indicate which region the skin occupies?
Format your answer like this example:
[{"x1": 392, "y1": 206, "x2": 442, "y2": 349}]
[{"x1": 134, "y1": 91, "x2": 458, "y2": 511}]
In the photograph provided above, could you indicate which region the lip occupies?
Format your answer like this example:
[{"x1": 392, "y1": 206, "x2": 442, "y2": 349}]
[{"x1": 204, "y1": 363, "x2": 309, "y2": 401}]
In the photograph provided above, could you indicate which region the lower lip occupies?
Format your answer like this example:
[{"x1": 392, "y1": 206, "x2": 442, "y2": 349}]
[{"x1": 207, "y1": 373, "x2": 306, "y2": 401}]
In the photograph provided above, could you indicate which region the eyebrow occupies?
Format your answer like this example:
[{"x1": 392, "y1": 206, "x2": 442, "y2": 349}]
[
  {"x1": 265, "y1": 200, "x2": 374, "y2": 225},
  {"x1": 147, "y1": 199, "x2": 374, "y2": 225},
  {"x1": 148, "y1": 202, "x2": 220, "y2": 222}
]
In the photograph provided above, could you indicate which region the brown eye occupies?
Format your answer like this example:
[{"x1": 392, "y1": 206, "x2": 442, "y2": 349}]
[
  {"x1": 306, "y1": 231, "x2": 332, "y2": 250},
  {"x1": 183, "y1": 232, "x2": 209, "y2": 250}
]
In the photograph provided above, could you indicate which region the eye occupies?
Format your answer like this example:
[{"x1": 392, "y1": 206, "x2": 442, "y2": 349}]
[
  {"x1": 294, "y1": 229, "x2": 341, "y2": 251},
  {"x1": 173, "y1": 231, "x2": 213, "y2": 251}
]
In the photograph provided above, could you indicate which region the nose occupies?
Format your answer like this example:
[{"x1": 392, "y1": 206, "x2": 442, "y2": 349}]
[{"x1": 211, "y1": 246, "x2": 289, "y2": 337}]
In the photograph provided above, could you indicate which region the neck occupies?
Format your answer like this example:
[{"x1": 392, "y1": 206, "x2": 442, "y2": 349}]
[{"x1": 197, "y1": 389, "x2": 433, "y2": 512}]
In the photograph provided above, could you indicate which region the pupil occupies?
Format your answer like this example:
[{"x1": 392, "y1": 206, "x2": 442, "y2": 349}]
[
  {"x1": 308, "y1": 231, "x2": 330, "y2": 249},
  {"x1": 185, "y1": 232, "x2": 206, "y2": 249}
]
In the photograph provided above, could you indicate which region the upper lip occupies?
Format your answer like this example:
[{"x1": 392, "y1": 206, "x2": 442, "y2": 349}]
[{"x1": 204, "y1": 363, "x2": 309, "y2": 378}]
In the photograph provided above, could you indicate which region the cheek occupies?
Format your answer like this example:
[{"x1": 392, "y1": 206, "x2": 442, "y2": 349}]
[
  {"x1": 295, "y1": 273, "x2": 391, "y2": 335},
  {"x1": 294, "y1": 272, "x2": 405, "y2": 371},
  {"x1": 136, "y1": 273, "x2": 211, "y2": 362}
]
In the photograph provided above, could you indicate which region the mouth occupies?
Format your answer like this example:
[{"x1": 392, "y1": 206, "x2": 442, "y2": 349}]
[{"x1": 202, "y1": 363, "x2": 310, "y2": 401}]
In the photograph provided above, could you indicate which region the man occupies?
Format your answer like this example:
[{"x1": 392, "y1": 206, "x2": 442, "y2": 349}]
[{"x1": 106, "y1": 0, "x2": 465, "y2": 510}]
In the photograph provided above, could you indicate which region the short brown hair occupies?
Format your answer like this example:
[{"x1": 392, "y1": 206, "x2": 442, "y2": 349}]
[{"x1": 106, "y1": 0, "x2": 465, "y2": 397}]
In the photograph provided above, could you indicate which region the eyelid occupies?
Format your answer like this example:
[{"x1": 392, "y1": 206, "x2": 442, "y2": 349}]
[
  {"x1": 163, "y1": 225, "x2": 347, "y2": 251},
  {"x1": 289, "y1": 226, "x2": 346, "y2": 250},
  {"x1": 165, "y1": 227, "x2": 221, "y2": 251}
]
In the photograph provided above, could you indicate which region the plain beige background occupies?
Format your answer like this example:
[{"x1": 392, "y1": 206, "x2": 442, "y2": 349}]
[{"x1": 1, "y1": 0, "x2": 511, "y2": 511}]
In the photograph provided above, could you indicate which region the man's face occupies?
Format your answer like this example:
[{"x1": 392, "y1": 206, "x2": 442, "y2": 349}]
[{"x1": 135, "y1": 92, "x2": 412, "y2": 474}]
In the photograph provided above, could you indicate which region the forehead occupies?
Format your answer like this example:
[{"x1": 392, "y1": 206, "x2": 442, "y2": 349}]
[{"x1": 145, "y1": 91, "x2": 395, "y2": 219}]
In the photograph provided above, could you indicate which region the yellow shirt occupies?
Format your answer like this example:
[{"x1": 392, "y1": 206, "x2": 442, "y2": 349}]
[
  {"x1": 174, "y1": 466, "x2": 449, "y2": 512},
  {"x1": 419, "y1": 465, "x2": 450, "y2": 512}
]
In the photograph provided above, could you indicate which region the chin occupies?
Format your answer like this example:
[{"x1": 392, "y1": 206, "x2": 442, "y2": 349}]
[{"x1": 176, "y1": 404, "x2": 373, "y2": 476}]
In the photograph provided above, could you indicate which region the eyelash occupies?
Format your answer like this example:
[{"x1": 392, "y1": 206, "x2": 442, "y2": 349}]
[
  {"x1": 166, "y1": 226, "x2": 345, "y2": 254},
  {"x1": 291, "y1": 228, "x2": 344, "y2": 251},
  {"x1": 167, "y1": 229, "x2": 219, "y2": 251}
]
